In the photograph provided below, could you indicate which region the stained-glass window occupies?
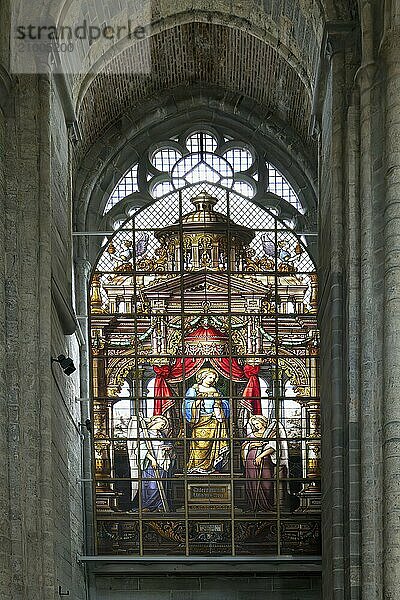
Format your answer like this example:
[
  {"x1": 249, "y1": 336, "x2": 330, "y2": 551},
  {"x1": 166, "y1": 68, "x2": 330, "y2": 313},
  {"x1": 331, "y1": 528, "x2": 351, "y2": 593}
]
[
  {"x1": 104, "y1": 165, "x2": 139, "y2": 214},
  {"x1": 267, "y1": 163, "x2": 304, "y2": 214},
  {"x1": 91, "y1": 138, "x2": 320, "y2": 558}
]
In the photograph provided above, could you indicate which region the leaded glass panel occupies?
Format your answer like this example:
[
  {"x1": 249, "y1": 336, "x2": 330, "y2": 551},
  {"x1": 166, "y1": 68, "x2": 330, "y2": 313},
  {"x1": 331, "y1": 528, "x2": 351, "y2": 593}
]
[{"x1": 91, "y1": 184, "x2": 320, "y2": 557}]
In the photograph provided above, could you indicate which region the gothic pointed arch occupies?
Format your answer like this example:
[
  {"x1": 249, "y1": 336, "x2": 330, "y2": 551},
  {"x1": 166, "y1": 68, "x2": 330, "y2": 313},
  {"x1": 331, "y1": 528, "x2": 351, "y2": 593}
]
[{"x1": 88, "y1": 125, "x2": 320, "y2": 556}]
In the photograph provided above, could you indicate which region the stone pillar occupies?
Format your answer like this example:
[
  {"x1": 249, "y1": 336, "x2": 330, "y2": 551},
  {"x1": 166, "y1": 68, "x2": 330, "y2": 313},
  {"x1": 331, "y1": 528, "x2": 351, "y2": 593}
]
[
  {"x1": 345, "y1": 88, "x2": 362, "y2": 600},
  {"x1": 0, "y1": 64, "x2": 11, "y2": 600},
  {"x1": 3, "y1": 74, "x2": 57, "y2": 600},
  {"x1": 320, "y1": 42, "x2": 346, "y2": 600},
  {"x1": 356, "y1": 3, "x2": 383, "y2": 595},
  {"x1": 317, "y1": 20, "x2": 360, "y2": 599},
  {"x1": 381, "y1": 23, "x2": 400, "y2": 599},
  {"x1": 0, "y1": 68, "x2": 88, "y2": 598}
]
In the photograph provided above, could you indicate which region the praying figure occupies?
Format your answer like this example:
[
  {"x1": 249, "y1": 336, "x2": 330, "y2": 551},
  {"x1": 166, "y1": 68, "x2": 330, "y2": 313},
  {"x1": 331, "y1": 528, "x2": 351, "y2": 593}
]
[
  {"x1": 241, "y1": 415, "x2": 289, "y2": 511},
  {"x1": 127, "y1": 414, "x2": 174, "y2": 512}
]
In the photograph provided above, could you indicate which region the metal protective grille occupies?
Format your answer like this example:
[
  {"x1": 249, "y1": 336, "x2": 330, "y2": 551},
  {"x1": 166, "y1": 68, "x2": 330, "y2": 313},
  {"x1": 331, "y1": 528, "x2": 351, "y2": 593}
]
[
  {"x1": 267, "y1": 164, "x2": 304, "y2": 214},
  {"x1": 91, "y1": 185, "x2": 320, "y2": 557},
  {"x1": 104, "y1": 165, "x2": 139, "y2": 214}
]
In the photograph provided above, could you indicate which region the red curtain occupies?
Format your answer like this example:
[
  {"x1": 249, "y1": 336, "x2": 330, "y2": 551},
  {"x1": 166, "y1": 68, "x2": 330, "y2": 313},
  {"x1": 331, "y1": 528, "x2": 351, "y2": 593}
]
[
  {"x1": 210, "y1": 358, "x2": 261, "y2": 415},
  {"x1": 153, "y1": 357, "x2": 204, "y2": 415},
  {"x1": 153, "y1": 356, "x2": 261, "y2": 415},
  {"x1": 241, "y1": 364, "x2": 262, "y2": 414}
]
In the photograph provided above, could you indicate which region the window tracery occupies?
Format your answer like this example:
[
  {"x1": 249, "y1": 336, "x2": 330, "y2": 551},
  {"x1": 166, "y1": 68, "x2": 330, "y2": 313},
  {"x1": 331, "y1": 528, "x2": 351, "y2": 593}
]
[{"x1": 103, "y1": 129, "x2": 305, "y2": 217}]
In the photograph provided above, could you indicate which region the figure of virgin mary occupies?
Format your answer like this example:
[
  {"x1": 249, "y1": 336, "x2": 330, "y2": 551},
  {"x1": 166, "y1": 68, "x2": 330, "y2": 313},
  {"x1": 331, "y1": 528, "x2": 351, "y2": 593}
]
[{"x1": 183, "y1": 368, "x2": 230, "y2": 474}]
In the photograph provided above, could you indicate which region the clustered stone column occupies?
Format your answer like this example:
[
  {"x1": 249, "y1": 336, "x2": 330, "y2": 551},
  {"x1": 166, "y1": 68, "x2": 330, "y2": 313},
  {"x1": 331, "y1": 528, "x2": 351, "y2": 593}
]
[{"x1": 381, "y1": 22, "x2": 400, "y2": 598}]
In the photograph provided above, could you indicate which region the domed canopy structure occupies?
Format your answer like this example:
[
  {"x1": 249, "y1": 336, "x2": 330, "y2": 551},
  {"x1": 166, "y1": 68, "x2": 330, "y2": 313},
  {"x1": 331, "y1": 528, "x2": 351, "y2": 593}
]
[{"x1": 155, "y1": 192, "x2": 255, "y2": 271}]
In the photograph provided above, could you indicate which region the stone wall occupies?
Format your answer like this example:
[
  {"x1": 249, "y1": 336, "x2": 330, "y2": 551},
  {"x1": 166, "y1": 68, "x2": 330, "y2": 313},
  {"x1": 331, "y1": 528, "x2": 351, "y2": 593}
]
[
  {"x1": 0, "y1": 70, "x2": 86, "y2": 599},
  {"x1": 93, "y1": 574, "x2": 322, "y2": 600}
]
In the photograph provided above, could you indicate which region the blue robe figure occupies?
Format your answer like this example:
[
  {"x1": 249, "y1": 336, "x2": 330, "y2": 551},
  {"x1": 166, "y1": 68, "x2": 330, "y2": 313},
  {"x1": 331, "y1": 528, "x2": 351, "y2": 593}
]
[{"x1": 127, "y1": 415, "x2": 174, "y2": 511}]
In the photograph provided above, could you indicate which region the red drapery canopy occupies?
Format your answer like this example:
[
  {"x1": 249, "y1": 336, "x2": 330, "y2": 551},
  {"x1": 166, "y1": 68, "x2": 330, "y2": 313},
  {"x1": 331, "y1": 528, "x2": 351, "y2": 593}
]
[{"x1": 153, "y1": 326, "x2": 262, "y2": 415}]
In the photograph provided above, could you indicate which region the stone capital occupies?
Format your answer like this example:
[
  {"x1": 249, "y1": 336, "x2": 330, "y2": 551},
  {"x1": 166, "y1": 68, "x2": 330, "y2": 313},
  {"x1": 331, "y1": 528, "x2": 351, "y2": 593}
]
[
  {"x1": 53, "y1": 71, "x2": 78, "y2": 130},
  {"x1": 323, "y1": 20, "x2": 358, "y2": 60},
  {"x1": 379, "y1": 26, "x2": 400, "y2": 63},
  {"x1": 310, "y1": 20, "x2": 357, "y2": 134},
  {"x1": 75, "y1": 258, "x2": 93, "y2": 278}
]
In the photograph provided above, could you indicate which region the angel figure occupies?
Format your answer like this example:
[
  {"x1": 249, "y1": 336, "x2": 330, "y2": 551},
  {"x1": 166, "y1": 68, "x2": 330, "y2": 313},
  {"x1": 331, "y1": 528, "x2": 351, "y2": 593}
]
[
  {"x1": 110, "y1": 234, "x2": 150, "y2": 270},
  {"x1": 262, "y1": 235, "x2": 301, "y2": 271},
  {"x1": 242, "y1": 415, "x2": 289, "y2": 511},
  {"x1": 127, "y1": 414, "x2": 174, "y2": 512}
]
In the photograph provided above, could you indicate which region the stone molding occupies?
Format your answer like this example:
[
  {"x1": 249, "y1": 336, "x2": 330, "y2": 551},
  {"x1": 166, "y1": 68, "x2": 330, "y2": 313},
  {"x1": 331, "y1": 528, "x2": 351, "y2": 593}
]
[
  {"x1": 310, "y1": 20, "x2": 359, "y2": 134},
  {"x1": 73, "y1": 93, "x2": 318, "y2": 238},
  {"x1": 0, "y1": 64, "x2": 12, "y2": 114},
  {"x1": 51, "y1": 276, "x2": 77, "y2": 336},
  {"x1": 53, "y1": 70, "x2": 82, "y2": 143}
]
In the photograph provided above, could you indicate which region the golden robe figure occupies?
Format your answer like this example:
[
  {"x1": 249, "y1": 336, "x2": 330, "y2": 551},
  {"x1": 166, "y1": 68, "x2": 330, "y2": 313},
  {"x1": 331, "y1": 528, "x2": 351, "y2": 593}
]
[{"x1": 183, "y1": 369, "x2": 230, "y2": 474}]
